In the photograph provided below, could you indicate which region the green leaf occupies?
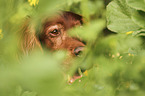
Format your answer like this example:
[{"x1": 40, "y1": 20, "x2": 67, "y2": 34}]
[
  {"x1": 132, "y1": 29, "x2": 145, "y2": 36},
  {"x1": 126, "y1": 0, "x2": 145, "y2": 12},
  {"x1": 131, "y1": 10, "x2": 145, "y2": 28},
  {"x1": 107, "y1": 0, "x2": 140, "y2": 33}
]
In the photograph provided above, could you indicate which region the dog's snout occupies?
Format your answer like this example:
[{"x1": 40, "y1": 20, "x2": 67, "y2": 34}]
[{"x1": 73, "y1": 46, "x2": 84, "y2": 56}]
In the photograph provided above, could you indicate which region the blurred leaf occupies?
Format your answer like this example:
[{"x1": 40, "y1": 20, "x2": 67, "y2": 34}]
[
  {"x1": 0, "y1": 29, "x2": 3, "y2": 39},
  {"x1": 21, "y1": 91, "x2": 37, "y2": 96},
  {"x1": 81, "y1": 0, "x2": 90, "y2": 20},
  {"x1": 15, "y1": 86, "x2": 22, "y2": 96},
  {"x1": 10, "y1": 3, "x2": 33, "y2": 24},
  {"x1": 69, "y1": 19, "x2": 105, "y2": 41},
  {"x1": 36, "y1": 0, "x2": 66, "y2": 17},
  {"x1": 94, "y1": 34, "x2": 141, "y2": 55}
]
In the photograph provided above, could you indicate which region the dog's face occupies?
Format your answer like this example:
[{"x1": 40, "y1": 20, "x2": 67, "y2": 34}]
[
  {"x1": 21, "y1": 11, "x2": 86, "y2": 83},
  {"x1": 39, "y1": 12, "x2": 85, "y2": 56}
]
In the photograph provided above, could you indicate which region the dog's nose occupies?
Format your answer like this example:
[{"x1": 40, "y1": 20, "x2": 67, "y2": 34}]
[{"x1": 73, "y1": 46, "x2": 84, "y2": 56}]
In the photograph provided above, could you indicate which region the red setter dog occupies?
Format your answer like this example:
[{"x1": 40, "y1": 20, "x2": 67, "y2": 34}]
[
  {"x1": 20, "y1": 11, "x2": 86, "y2": 83},
  {"x1": 21, "y1": 11, "x2": 85, "y2": 57}
]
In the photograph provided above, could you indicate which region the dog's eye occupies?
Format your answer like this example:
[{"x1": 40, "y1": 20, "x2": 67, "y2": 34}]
[{"x1": 49, "y1": 29, "x2": 60, "y2": 37}]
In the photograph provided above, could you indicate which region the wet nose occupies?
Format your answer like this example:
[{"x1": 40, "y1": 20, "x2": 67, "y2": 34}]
[{"x1": 73, "y1": 46, "x2": 84, "y2": 56}]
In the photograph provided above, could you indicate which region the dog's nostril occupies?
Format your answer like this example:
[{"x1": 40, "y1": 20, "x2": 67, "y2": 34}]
[{"x1": 74, "y1": 46, "x2": 84, "y2": 56}]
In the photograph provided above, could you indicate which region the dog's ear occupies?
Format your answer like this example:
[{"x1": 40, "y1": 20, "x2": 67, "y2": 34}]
[
  {"x1": 20, "y1": 17, "x2": 42, "y2": 54},
  {"x1": 62, "y1": 11, "x2": 83, "y2": 26}
]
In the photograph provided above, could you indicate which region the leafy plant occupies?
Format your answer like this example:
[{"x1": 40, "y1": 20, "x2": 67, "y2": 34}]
[
  {"x1": 107, "y1": 0, "x2": 145, "y2": 36},
  {"x1": 0, "y1": 0, "x2": 145, "y2": 96}
]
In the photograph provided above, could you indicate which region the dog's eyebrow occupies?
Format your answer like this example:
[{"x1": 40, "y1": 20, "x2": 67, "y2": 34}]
[
  {"x1": 44, "y1": 19, "x2": 67, "y2": 31},
  {"x1": 46, "y1": 25, "x2": 59, "y2": 31}
]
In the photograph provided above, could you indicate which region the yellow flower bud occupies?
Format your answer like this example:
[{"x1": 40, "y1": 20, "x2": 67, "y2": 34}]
[{"x1": 126, "y1": 31, "x2": 133, "y2": 35}]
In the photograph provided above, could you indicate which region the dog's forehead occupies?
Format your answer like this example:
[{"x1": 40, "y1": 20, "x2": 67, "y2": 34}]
[{"x1": 43, "y1": 12, "x2": 83, "y2": 28}]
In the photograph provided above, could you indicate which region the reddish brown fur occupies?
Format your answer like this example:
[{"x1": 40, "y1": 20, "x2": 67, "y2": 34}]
[{"x1": 21, "y1": 11, "x2": 85, "y2": 56}]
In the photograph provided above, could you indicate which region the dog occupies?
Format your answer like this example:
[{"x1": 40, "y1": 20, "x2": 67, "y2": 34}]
[
  {"x1": 20, "y1": 11, "x2": 86, "y2": 83},
  {"x1": 21, "y1": 11, "x2": 85, "y2": 57}
]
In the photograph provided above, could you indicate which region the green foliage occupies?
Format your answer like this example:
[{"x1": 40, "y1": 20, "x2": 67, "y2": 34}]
[
  {"x1": 106, "y1": 0, "x2": 145, "y2": 95},
  {"x1": 126, "y1": 0, "x2": 145, "y2": 11},
  {"x1": 107, "y1": 0, "x2": 145, "y2": 36},
  {"x1": 0, "y1": 0, "x2": 145, "y2": 96},
  {"x1": 69, "y1": 19, "x2": 106, "y2": 41}
]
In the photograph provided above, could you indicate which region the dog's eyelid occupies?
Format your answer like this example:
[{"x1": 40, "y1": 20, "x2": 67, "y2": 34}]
[
  {"x1": 46, "y1": 24, "x2": 64, "y2": 33},
  {"x1": 49, "y1": 28, "x2": 58, "y2": 32},
  {"x1": 47, "y1": 26, "x2": 58, "y2": 31}
]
